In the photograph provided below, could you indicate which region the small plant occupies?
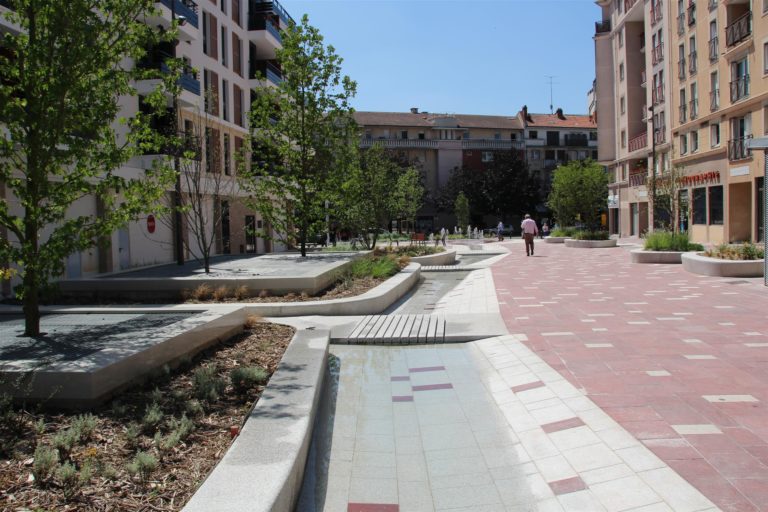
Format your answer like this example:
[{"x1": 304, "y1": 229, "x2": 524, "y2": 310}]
[
  {"x1": 571, "y1": 230, "x2": 610, "y2": 241},
  {"x1": 185, "y1": 399, "x2": 205, "y2": 417},
  {"x1": 549, "y1": 226, "x2": 578, "y2": 237},
  {"x1": 142, "y1": 402, "x2": 164, "y2": 433},
  {"x1": 34, "y1": 418, "x2": 46, "y2": 436},
  {"x1": 124, "y1": 423, "x2": 141, "y2": 450},
  {"x1": 32, "y1": 445, "x2": 58, "y2": 484},
  {"x1": 258, "y1": 289, "x2": 270, "y2": 298},
  {"x1": 193, "y1": 365, "x2": 226, "y2": 402},
  {"x1": 706, "y1": 243, "x2": 765, "y2": 260},
  {"x1": 52, "y1": 429, "x2": 79, "y2": 459},
  {"x1": 149, "y1": 387, "x2": 164, "y2": 405},
  {"x1": 71, "y1": 413, "x2": 97, "y2": 442},
  {"x1": 230, "y1": 366, "x2": 268, "y2": 393},
  {"x1": 168, "y1": 414, "x2": 195, "y2": 441},
  {"x1": 212, "y1": 285, "x2": 230, "y2": 301},
  {"x1": 110, "y1": 400, "x2": 128, "y2": 417},
  {"x1": 56, "y1": 461, "x2": 80, "y2": 500},
  {"x1": 233, "y1": 285, "x2": 250, "y2": 300},
  {"x1": 127, "y1": 451, "x2": 158, "y2": 484},
  {"x1": 100, "y1": 464, "x2": 119, "y2": 481},
  {"x1": 643, "y1": 230, "x2": 704, "y2": 252},
  {"x1": 189, "y1": 283, "x2": 213, "y2": 301},
  {"x1": 244, "y1": 314, "x2": 263, "y2": 329}
]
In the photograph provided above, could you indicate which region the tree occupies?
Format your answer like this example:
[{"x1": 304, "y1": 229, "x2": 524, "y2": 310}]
[
  {"x1": 241, "y1": 15, "x2": 357, "y2": 257},
  {"x1": 0, "y1": 1, "x2": 175, "y2": 336},
  {"x1": 547, "y1": 160, "x2": 608, "y2": 229},
  {"x1": 454, "y1": 192, "x2": 470, "y2": 231},
  {"x1": 649, "y1": 164, "x2": 685, "y2": 232},
  {"x1": 391, "y1": 167, "x2": 425, "y2": 234}
]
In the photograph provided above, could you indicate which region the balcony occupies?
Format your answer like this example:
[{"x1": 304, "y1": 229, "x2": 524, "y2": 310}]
[
  {"x1": 652, "y1": 45, "x2": 664, "y2": 65},
  {"x1": 708, "y1": 0, "x2": 717, "y2": 11},
  {"x1": 708, "y1": 36, "x2": 718, "y2": 61},
  {"x1": 628, "y1": 132, "x2": 648, "y2": 152},
  {"x1": 688, "y1": 51, "x2": 697, "y2": 74},
  {"x1": 678, "y1": 58, "x2": 686, "y2": 80},
  {"x1": 725, "y1": 12, "x2": 751, "y2": 48},
  {"x1": 136, "y1": 47, "x2": 201, "y2": 98},
  {"x1": 624, "y1": 0, "x2": 639, "y2": 12},
  {"x1": 689, "y1": 99, "x2": 698, "y2": 120},
  {"x1": 653, "y1": 86, "x2": 665, "y2": 105},
  {"x1": 654, "y1": 129, "x2": 666, "y2": 144},
  {"x1": 629, "y1": 173, "x2": 647, "y2": 187},
  {"x1": 249, "y1": 0, "x2": 294, "y2": 26},
  {"x1": 249, "y1": 60, "x2": 282, "y2": 85},
  {"x1": 730, "y1": 75, "x2": 749, "y2": 103},
  {"x1": 728, "y1": 136, "x2": 752, "y2": 161},
  {"x1": 249, "y1": 15, "x2": 282, "y2": 44},
  {"x1": 595, "y1": 19, "x2": 611, "y2": 34},
  {"x1": 687, "y1": 3, "x2": 696, "y2": 26},
  {"x1": 651, "y1": 0, "x2": 663, "y2": 25},
  {"x1": 679, "y1": 104, "x2": 687, "y2": 124},
  {"x1": 710, "y1": 89, "x2": 720, "y2": 111},
  {"x1": 677, "y1": 13, "x2": 686, "y2": 35},
  {"x1": 563, "y1": 134, "x2": 589, "y2": 147},
  {"x1": 462, "y1": 139, "x2": 524, "y2": 150},
  {"x1": 156, "y1": 0, "x2": 199, "y2": 29},
  {"x1": 361, "y1": 138, "x2": 438, "y2": 149},
  {"x1": 641, "y1": 70, "x2": 647, "y2": 86}
]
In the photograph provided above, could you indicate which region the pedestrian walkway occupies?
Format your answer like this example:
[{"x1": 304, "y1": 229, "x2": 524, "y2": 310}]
[{"x1": 493, "y1": 240, "x2": 768, "y2": 511}]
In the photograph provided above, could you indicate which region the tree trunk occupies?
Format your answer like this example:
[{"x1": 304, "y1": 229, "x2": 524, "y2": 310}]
[
  {"x1": 204, "y1": 254, "x2": 210, "y2": 274},
  {"x1": 22, "y1": 267, "x2": 41, "y2": 337}
]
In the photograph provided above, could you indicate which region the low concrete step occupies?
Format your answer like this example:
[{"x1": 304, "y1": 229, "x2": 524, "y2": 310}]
[
  {"x1": 342, "y1": 314, "x2": 446, "y2": 344},
  {"x1": 421, "y1": 265, "x2": 471, "y2": 272}
]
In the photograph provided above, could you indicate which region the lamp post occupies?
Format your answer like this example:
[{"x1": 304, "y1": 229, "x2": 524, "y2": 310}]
[{"x1": 648, "y1": 105, "x2": 658, "y2": 229}]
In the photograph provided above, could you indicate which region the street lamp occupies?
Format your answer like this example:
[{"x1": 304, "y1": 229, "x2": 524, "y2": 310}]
[{"x1": 648, "y1": 105, "x2": 658, "y2": 228}]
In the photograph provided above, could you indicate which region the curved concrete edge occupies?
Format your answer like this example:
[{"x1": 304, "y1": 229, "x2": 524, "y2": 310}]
[
  {"x1": 410, "y1": 249, "x2": 456, "y2": 266},
  {"x1": 182, "y1": 328, "x2": 330, "y2": 512},
  {"x1": 544, "y1": 237, "x2": 568, "y2": 244},
  {"x1": 630, "y1": 249, "x2": 685, "y2": 264},
  {"x1": 241, "y1": 263, "x2": 421, "y2": 317},
  {"x1": 564, "y1": 239, "x2": 618, "y2": 249},
  {"x1": 681, "y1": 252, "x2": 765, "y2": 277}
]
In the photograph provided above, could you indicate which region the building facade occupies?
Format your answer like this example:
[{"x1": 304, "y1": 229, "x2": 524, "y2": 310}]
[
  {"x1": 596, "y1": 0, "x2": 765, "y2": 244},
  {"x1": 354, "y1": 107, "x2": 596, "y2": 231},
  {"x1": 0, "y1": 0, "x2": 292, "y2": 295}
]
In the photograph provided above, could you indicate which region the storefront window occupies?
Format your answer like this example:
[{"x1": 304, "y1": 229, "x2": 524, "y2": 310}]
[
  {"x1": 709, "y1": 186, "x2": 723, "y2": 225},
  {"x1": 692, "y1": 187, "x2": 707, "y2": 224}
]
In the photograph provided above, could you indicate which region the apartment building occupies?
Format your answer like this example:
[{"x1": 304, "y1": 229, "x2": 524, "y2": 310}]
[
  {"x1": 596, "y1": 0, "x2": 765, "y2": 243},
  {"x1": 0, "y1": 0, "x2": 291, "y2": 290},
  {"x1": 595, "y1": 0, "x2": 675, "y2": 237},
  {"x1": 354, "y1": 107, "x2": 596, "y2": 230}
]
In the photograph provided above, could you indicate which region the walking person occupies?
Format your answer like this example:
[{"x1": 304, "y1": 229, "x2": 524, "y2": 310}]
[
  {"x1": 440, "y1": 227, "x2": 447, "y2": 247},
  {"x1": 520, "y1": 214, "x2": 538, "y2": 256},
  {"x1": 497, "y1": 220, "x2": 504, "y2": 242}
]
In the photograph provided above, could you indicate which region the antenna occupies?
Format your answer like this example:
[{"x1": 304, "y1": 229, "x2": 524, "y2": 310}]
[{"x1": 545, "y1": 75, "x2": 558, "y2": 114}]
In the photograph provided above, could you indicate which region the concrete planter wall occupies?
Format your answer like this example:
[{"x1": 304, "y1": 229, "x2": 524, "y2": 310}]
[
  {"x1": 564, "y1": 239, "x2": 618, "y2": 249},
  {"x1": 544, "y1": 237, "x2": 568, "y2": 244},
  {"x1": 681, "y1": 252, "x2": 765, "y2": 277},
  {"x1": 630, "y1": 249, "x2": 686, "y2": 264},
  {"x1": 410, "y1": 249, "x2": 456, "y2": 266}
]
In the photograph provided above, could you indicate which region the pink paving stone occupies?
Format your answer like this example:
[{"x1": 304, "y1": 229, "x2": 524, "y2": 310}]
[
  {"x1": 541, "y1": 417, "x2": 586, "y2": 434},
  {"x1": 547, "y1": 476, "x2": 587, "y2": 495},
  {"x1": 643, "y1": 438, "x2": 703, "y2": 461},
  {"x1": 390, "y1": 376, "x2": 410, "y2": 382},
  {"x1": 412, "y1": 383, "x2": 453, "y2": 392},
  {"x1": 731, "y1": 480, "x2": 768, "y2": 512},
  {"x1": 348, "y1": 504, "x2": 399, "y2": 512},
  {"x1": 392, "y1": 396, "x2": 414, "y2": 402},
  {"x1": 510, "y1": 380, "x2": 545, "y2": 393},
  {"x1": 408, "y1": 366, "x2": 445, "y2": 373},
  {"x1": 604, "y1": 406, "x2": 663, "y2": 422}
]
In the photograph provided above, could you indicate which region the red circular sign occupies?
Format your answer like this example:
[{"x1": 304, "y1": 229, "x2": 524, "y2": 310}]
[{"x1": 147, "y1": 214, "x2": 156, "y2": 234}]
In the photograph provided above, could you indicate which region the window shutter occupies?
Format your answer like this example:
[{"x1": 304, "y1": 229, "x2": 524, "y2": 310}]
[
  {"x1": 211, "y1": 71, "x2": 220, "y2": 117},
  {"x1": 234, "y1": 84, "x2": 242, "y2": 126},
  {"x1": 232, "y1": 0, "x2": 241, "y2": 26},
  {"x1": 210, "y1": 14, "x2": 218, "y2": 60},
  {"x1": 233, "y1": 34, "x2": 241, "y2": 76}
]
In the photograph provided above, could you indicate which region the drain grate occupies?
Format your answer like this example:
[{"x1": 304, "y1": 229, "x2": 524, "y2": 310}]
[{"x1": 341, "y1": 314, "x2": 446, "y2": 344}]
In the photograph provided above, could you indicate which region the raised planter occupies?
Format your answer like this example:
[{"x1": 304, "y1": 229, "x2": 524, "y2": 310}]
[
  {"x1": 630, "y1": 249, "x2": 687, "y2": 264},
  {"x1": 681, "y1": 252, "x2": 764, "y2": 277},
  {"x1": 410, "y1": 249, "x2": 456, "y2": 266},
  {"x1": 564, "y1": 239, "x2": 618, "y2": 249},
  {"x1": 544, "y1": 236, "x2": 568, "y2": 244}
]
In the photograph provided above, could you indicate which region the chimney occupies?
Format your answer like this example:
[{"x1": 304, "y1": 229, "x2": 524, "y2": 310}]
[
  {"x1": 410, "y1": 107, "x2": 419, "y2": 114},
  {"x1": 556, "y1": 108, "x2": 565, "y2": 120}
]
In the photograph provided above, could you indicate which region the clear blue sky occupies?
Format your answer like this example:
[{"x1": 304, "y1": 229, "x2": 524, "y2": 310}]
[{"x1": 279, "y1": 0, "x2": 599, "y2": 116}]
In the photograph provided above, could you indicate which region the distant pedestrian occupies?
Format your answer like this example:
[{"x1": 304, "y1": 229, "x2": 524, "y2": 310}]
[
  {"x1": 440, "y1": 227, "x2": 447, "y2": 247},
  {"x1": 521, "y1": 214, "x2": 538, "y2": 256},
  {"x1": 542, "y1": 223, "x2": 549, "y2": 238},
  {"x1": 497, "y1": 220, "x2": 504, "y2": 241}
]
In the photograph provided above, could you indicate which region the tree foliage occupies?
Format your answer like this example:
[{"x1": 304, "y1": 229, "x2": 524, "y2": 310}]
[
  {"x1": 547, "y1": 160, "x2": 608, "y2": 229},
  {"x1": 454, "y1": 192, "x2": 470, "y2": 231},
  {"x1": 0, "y1": 0, "x2": 176, "y2": 336},
  {"x1": 241, "y1": 15, "x2": 357, "y2": 257},
  {"x1": 649, "y1": 164, "x2": 685, "y2": 233}
]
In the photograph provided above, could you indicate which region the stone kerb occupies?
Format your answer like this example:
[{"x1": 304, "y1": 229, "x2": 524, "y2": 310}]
[
  {"x1": 182, "y1": 328, "x2": 330, "y2": 512},
  {"x1": 410, "y1": 249, "x2": 456, "y2": 266},
  {"x1": 544, "y1": 236, "x2": 568, "y2": 244},
  {"x1": 242, "y1": 262, "x2": 421, "y2": 317},
  {"x1": 563, "y1": 239, "x2": 618, "y2": 249},
  {"x1": 681, "y1": 252, "x2": 765, "y2": 277},
  {"x1": 630, "y1": 249, "x2": 687, "y2": 264}
]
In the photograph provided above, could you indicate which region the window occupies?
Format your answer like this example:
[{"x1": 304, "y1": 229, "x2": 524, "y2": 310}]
[
  {"x1": 693, "y1": 187, "x2": 707, "y2": 224},
  {"x1": 691, "y1": 130, "x2": 699, "y2": 152},
  {"x1": 400, "y1": 130, "x2": 408, "y2": 139},
  {"x1": 223, "y1": 134, "x2": 231, "y2": 175},
  {"x1": 590, "y1": 131, "x2": 598, "y2": 140},
  {"x1": 689, "y1": 35, "x2": 697, "y2": 73},
  {"x1": 679, "y1": 88, "x2": 687, "y2": 122},
  {"x1": 233, "y1": 84, "x2": 242, "y2": 126},
  {"x1": 731, "y1": 57, "x2": 750, "y2": 101},
  {"x1": 494, "y1": 132, "x2": 501, "y2": 140},
  {"x1": 221, "y1": 26, "x2": 228, "y2": 67},
  {"x1": 690, "y1": 82, "x2": 698, "y2": 119},
  {"x1": 618, "y1": 27, "x2": 624, "y2": 47},
  {"x1": 764, "y1": 42, "x2": 768, "y2": 74},
  {"x1": 232, "y1": 34, "x2": 242, "y2": 76},
  {"x1": 678, "y1": 44, "x2": 686, "y2": 78},
  {"x1": 529, "y1": 130, "x2": 538, "y2": 139},
  {"x1": 482, "y1": 151, "x2": 494, "y2": 162},
  {"x1": 221, "y1": 0, "x2": 227, "y2": 14},
  {"x1": 364, "y1": 130, "x2": 372, "y2": 139},
  {"x1": 222, "y1": 79, "x2": 229, "y2": 121},
  {"x1": 711, "y1": 123, "x2": 720, "y2": 146},
  {"x1": 621, "y1": 130, "x2": 626, "y2": 148},
  {"x1": 531, "y1": 150, "x2": 541, "y2": 160},
  {"x1": 418, "y1": 132, "x2": 425, "y2": 140},
  {"x1": 620, "y1": 63, "x2": 625, "y2": 81},
  {"x1": 680, "y1": 133, "x2": 688, "y2": 154},
  {"x1": 710, "y1": 71, "x2": 719, "y2": 109},
  {"x1": 709, "y1": 186, "x2": 723, "y2": 225},
  {"x1": 203, "y1": 12, "x2": 218, "y2": 60},
  {"x1": 510, "y1": 133, "x2": 517, "y2": 141},
  {"x1": 620, "y1": 96, "x2": 626, "y2": 114}
]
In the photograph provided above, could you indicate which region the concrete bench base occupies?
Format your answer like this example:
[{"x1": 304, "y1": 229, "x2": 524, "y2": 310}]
[
  {"x1": 564, "y1": 239, "x2": 618, "y2": 249},
  {"x1": 681, "y1": 252, "x2": 765, "y2": 277},
  {"x1": 630, "y1": 249, "x2": 686, "y2": 264},
  {"x1": 544, "y1": 237, "x2": 568, "y2": 244},
  {"x1": 410, "y1": 250, "x2": 456, "y2": 266}
]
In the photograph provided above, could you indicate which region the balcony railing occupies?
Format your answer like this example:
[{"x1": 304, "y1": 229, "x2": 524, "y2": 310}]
[
  {"x1": 728, "y1": 136, "x2": 752, "y2": 161},
  {"x1": 689, "y1": 51, "x2": 697, "y2": 74},
  {"x1": 726, "y1": 12, "x2": 752, "y2": 48},
  {"x1": 678, "y1": 58, "x2": 686, "y2": 80},
  {"x1": 652, "y1": 45, "x2": 664, "y2": 65},
  {"x1": 677, "y1": 13, "x2": 686, "y2": 35},
  {"x1": 360, "y1": 139, "x2": 438, "y2": 149},
  {"x1": 157, "y1": 0, "x2": 199, "y2": 29},
  {"x1": 710, "y1": 89, "x2": 719, "y2": 111},
  {"x1": 651, "y1": 0, "x2": 663, "y2": 24},
  {"x1": 628, "y1": 132, "x2": 648, "y2": 152},
  {"x1": 689, "y1": 99, "x2": 698, "y2": 120},
  {"x1": 624, "y1": 0, "x2": 639, "y2": 12},
  {"x1": 564, "y1": 135, "x2": 589, "y2": 147},
  {"x1": 653, "y1": 86, "x2": 665, "y2": 105},
  {"x1": 595, "y1": 19, "x2": 611, "y2": 34},
  {"x1": 679, "y1": 104, "x2": 687, "y2": 123},
  {"x1": 250, "y1": 60, "x2": 282, "y2": 84},
  {"x1": 462, "y1": 140, "x2": 524, "y2": 150},
  {"x1": 687, "y1": 3, "x2": 696, "y2": 25},
  {"x1": 137, "y1": 49, "x2": 201, "y2": 96},
  {"x1": 629, "y1": 173, "x2": 647, "y2": 187},
  {"x1": 249, "y1": 0, "x2": 294, "y2": 26},
  {"x1": 641, "y1": 70, "x2": 647, "y2": 86},
  {"x1": 654, "y1": 128, "x2": 666, "y2": 144},
  {"x1": 708, "y1": 36, "x2": 718, "y2": 61},
  {"x1": 248, "y1": 16, "x2": 282, "y2": 43},
  {"x1": 730, "y1": 75, "x2": 749, "y2": 103}
]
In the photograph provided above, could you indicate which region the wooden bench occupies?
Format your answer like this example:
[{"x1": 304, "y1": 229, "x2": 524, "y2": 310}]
[{"x1": 410, "y1": 232, "x2": 426, "y2": 246}]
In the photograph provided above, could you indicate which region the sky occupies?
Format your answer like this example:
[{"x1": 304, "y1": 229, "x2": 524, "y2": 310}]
[{"x1": 279, "y1": 0, "x2": 600, "y2": 117}]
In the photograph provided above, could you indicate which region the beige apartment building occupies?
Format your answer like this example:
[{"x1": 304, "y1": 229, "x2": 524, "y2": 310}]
[
  {"x1": 596, "y1": 0, "x2": 765, "y2": 244},
  {"x1": 0, "y1": 0, "x2": 291, "y2": 294},
  {"x1": 354, "y1": 108, "x2": 596, "y2": 231}
]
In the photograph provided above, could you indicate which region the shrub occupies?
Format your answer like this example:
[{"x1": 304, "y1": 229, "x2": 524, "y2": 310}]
[
  {"x1": 550, "y1": 226, "x2": 578, "y2": 237},
  {"x1": 56, "y1": 462, "x2": 80, "y2": 499},
  {"x1": 149, "y1": 387, "x2": 164, "y2": 405},
  {"x1": 34, "y1": 418, "x2": 46, "y2": 436},
  {"x1": 127, "y1": 451, "x2": 158, "y2": 484},
  {"x1": 706, "y1": 243, "x2": 765, "y2": 260},
  {"x1": 32, "y1": 445, "x2": 58, "y2": 484},
  {"x1": 123, "y1": 423, "x2": 141, "y2": 450},
  {"x1": 193, "y1": 365, "x2": 226, "y2": 402},
  {"x1": 348, "y1": 254, "x2": 400, "y2": 279},
  {"x1": 571, "y1": 230, "x2": 610, "y2": 241},
  {"x1": 189, "y1": 284, "x2": 213, "y2": 301},
  {"x1": 212, "y1": 285, "x2": 230, "y2": 301},
  {"x1": 71, "y1": 413, "x2": 97, "y2": 443},
  {"x1": 233, "y1": 285, "x2": 250, "y2": 300},
  {"x1": 185, "y1": 399, "x2": 205, "y2": 417},
  {"x1": 168, "y1": 414, "x2": 195, "y2": 441},
  {"x1": 258, "y1": 289, "x2": 270, "y2": 298},
  {"x1": 643, "y1": 230, "x2": 704, "y2": 252},
  {"x1": 142, "y1": 402, "x2": 164, "y2": 434},
  {"x1": 52, "y1": 429, "x2": 79, "y2": 458},
  {"x1": 101, "y1": 464, "x2": 118, "y2": 481},
  {"x1": 230, "y1": 366, "x2": 268, "y2": 393},
  {"x1": 244, "y1": 314, "x2": 263, "y2": 329}
]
